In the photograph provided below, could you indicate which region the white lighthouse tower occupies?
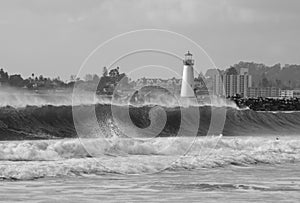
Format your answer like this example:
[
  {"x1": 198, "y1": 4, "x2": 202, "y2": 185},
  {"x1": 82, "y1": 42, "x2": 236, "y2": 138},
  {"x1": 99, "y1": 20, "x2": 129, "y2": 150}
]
[{"x1": 180, "y1": 51, "x2": 195, "y2": 98}]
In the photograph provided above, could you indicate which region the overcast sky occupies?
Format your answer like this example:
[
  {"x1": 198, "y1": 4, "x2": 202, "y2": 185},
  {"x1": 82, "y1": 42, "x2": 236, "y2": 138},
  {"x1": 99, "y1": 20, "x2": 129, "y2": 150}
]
[{"x1": 0, "y1": 0, "x2": 300, "y2": 80}]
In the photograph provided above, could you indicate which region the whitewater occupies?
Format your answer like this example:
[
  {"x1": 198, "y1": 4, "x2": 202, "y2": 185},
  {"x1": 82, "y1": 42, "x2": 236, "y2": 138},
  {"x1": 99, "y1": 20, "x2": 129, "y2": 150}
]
[
  {"x1": 0, "y1": 91, "x2": 300, "y2": 202},
  {"x1": 1, "y1": 136, "x2": 300, "y2": 179},
  {"x1": 1, "y1": 136, "x2": 300, "y2": 202}
]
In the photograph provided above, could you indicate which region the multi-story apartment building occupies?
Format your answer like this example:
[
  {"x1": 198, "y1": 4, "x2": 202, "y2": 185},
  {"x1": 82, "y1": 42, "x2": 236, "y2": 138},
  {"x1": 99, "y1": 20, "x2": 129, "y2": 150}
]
[
  {"x1": 212, "y1": 70, "x2": 224, "y2": 96},
  {"x1": 212, "y1": 68, "x2": 252, "y2": 97},
  {"x1": 280, "y1": 89, "x2": 300, "y2": 98},
  {"x1": 247, "y1": 87, "x2": 280, "y2": 98}
]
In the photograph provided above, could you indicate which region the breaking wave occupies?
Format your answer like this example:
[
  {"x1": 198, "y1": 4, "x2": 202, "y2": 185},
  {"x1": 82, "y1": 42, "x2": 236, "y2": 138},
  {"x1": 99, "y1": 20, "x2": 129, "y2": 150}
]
[
  {"x1": 1, "y1": 91, "x2": 300, "y2": 180},
  {"x1": 0, "y1": 104, "x2": 300, "y2": 140},
  {"x1": 0, "y1": 136, "x2": 300, "y2": 180}
]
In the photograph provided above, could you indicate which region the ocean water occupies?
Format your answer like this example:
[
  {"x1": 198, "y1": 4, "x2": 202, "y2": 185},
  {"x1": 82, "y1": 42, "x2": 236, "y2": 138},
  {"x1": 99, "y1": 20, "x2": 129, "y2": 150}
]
[
  {"x1": 1, "y1": 94, "x2": 300, "y2": 202},
  {"x1": 1, "y1": 136, "x2": 300, "y2": 202},
  {"x1": 1, "y1": 163, "x2": 300, "y2": 202}
]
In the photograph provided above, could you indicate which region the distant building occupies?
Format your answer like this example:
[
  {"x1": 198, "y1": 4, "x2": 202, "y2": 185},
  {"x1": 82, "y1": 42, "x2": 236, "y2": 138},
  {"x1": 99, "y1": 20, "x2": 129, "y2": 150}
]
[
  {"x1": 135, "y1": 77, "x2": 182, "y2": 94},
  {"x1": 212, "y1": 71, "x2": 224, "y2": 96},
  {"x1": 279, "y1": 89, "x2": 300, "y2": 98},
  {"x1": 293, "y1": 90, "x2": 300, "y2": 98},
  {"x1": 280, "y1": 90, "x2": 294, "y2": 98},
  {"x1": 212, "y1": 67, "x2": 252, "y2": 97},
  {"x1": 135, "y1": 75, "x2": 208, "y2": 96},
  {"x1": 205, "y1": 69, "x2": 224, "y2": 79},
  {"x1": 224, "y1": 74, "x2": 252, "y2": 97},
  {"x1": 247, "y1": 89, "x2": 300, "y2": 98},
  {"x1": 248, "y1": 87, "x2": 280, "y2": 98}
]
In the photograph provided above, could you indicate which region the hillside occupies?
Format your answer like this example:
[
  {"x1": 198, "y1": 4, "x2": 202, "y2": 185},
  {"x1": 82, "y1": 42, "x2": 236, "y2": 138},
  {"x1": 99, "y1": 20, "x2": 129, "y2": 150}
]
[{"x1": 233, "y1": 62, "x2": 300, "y2": 89}]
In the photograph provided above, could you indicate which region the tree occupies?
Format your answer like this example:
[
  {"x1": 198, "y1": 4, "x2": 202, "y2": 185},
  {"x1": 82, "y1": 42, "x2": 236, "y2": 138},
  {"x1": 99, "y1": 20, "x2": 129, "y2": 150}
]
[
  {"x1": 109, "y1": 67, "x2": 120, "y2": 78},
  {"x1": 92, "y1": 74, "x2": 100, "y2": 82},
  {"x1": 102, "y1": 67, "x2": 108, "y2": 77},
  {"x1": 262, "y1": 77, "x2": 269, "y2": 87},
  {"x1": 84, "y1": 74, "x2": 93, "y2": 81},
  {"x1": 275, "y1": 79, "x2": 282, "y2": 88},
  {"x1": 226, "y1": 67, "x2": 238, "y2": 75},
  {"x1": 197, "y1": 73, "x2": 205, "y2": 85},
  {"x1": 117, "y1": 73, "x2": 129, "y2": 87},
  {"x1": 39, "y1": 75, "x2": 44, "y2": 81},
  {"x1": 9, "y1": 74, "x2": 24, "y2": 87},
  {"x1": 70, "y1": 75, "x2": 76, "y2": 82},
  {"x1": 0, "y1": 68, "x2": 9, "y2": 82}
]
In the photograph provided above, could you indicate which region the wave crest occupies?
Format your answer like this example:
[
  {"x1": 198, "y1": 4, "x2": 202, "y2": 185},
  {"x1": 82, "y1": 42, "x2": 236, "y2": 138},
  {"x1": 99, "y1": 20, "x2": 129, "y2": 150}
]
[{"x1": 1, "y1": 104, "x2": 300, "y2": 140}]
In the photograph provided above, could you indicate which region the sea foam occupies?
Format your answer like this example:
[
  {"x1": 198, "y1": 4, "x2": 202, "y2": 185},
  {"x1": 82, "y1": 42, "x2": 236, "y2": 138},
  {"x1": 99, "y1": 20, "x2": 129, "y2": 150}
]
[{"x1": 1, "y1": 136, "x2": 300, "y2": 180}]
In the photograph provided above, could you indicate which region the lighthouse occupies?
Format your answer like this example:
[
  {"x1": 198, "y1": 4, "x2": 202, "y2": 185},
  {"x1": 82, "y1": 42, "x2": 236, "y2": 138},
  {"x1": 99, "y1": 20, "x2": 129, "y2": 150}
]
[{"x1": 180, "y1": 51, "x2": 195, "y2": 97}]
